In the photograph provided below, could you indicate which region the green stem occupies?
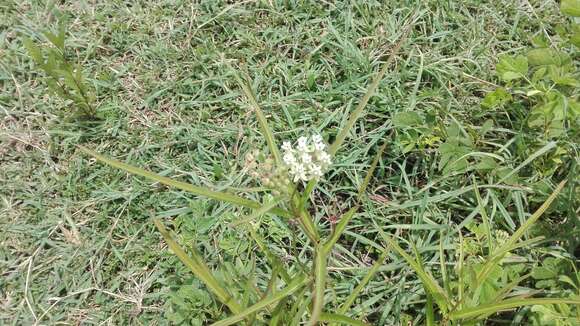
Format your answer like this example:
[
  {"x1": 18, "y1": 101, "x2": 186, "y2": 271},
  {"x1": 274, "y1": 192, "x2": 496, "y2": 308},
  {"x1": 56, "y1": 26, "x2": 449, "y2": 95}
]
[{"x1": 309, "y1": 244, "x2": 328, "y2": 325}]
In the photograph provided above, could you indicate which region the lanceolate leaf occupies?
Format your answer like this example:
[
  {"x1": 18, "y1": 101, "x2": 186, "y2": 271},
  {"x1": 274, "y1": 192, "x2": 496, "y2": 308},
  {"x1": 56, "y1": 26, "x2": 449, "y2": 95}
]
[
  {"x1": 561, "y1": 0, "x2": 580, "y2": 16},
  {"x1": 329, "y1": 25, "x2": 411, "y2": 157},
  {"x1": 473, "y1": 181, "x2": 566, "y2": 295},
  {"x1": 210, "y1": 274, "x2": 308, "y2": 326},
  {"x1": 323, "y1": 207, "x2": 358, "y2": 252},
  {"x1": 23, "y1": 37, "x2": 43, "y2": 65},
  {"x1": 319, "y1": 313, "x2": 372, "y2": 326},
  {"x1": 302, "y1": 19, "x2": 413, "y2": 200},
  {"x1": 337, "y1": 245, "x2": 391, "y2": 314},
  {"x1": 450, "y1": 297, "x2": 580, "y2": 320},
  {"x1": 230, "y1": 198, "x2": 283, "y2": 227},
  {"x1": 79, "y1": 146, "x2": 291, "y2": 218},
  {"x1": 154, "y1": 220, "x2": 243, "y2": 314},
  {"x1": 231, "y1": 70, "x2": 281, "y2": 165},
  {"x1": 500, "y1": 180, "x2": 566, "y2": 250},
  {"x1": 383, "y1": 236, "x2": 451, "y2": 312}
]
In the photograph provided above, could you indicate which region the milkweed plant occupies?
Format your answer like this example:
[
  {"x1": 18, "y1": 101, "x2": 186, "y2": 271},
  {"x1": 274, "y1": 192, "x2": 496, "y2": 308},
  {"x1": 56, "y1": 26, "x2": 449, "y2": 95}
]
[{"x1": 78, "y1": 19, "x2": 578, "y2": 326}]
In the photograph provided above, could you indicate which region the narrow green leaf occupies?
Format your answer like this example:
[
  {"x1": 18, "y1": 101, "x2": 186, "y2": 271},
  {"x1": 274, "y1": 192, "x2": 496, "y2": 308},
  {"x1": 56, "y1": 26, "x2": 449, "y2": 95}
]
[
  {"x1": 290, "y1": 287, "x2": 310, "y2": 325},
  {"x1": 473, "y1": 181, "x2": 566, "y2": 293},
  {"x1": 382, "y1": 236, "x2": 451, "y2": 312},
  {"x1": 319, "y1": 313, "x2": 372, "y2": 326},
  {"x1": 23, "y1": 37, "x2": 43, "y2": 65},
  {"x1": 329, "y1": 27, "x2": 410, "y2": 157},
  {"x1": 450, "y1": 297, "x2": 580, "y2": 320},
  {"x1": 57, "y1": 22, "x2": 66, "y2": 51},
  {"x1": 246, "y1": 226, "x2": 292, "y2": 284},
  {"x1": 490, "y1": 273, "x2": 531, "y2": 304},
  {"x1": 439, "y1": 231, "x2": 451, "y2": 298},
  {"x1": 323, "y1": 207, "x2": 358, "y2": 252},
  {"x1": 230, "y1": 198, "x2": 283, "y2": 227},
  {"x1": 337, "y1": 245, "x2": 390, "y2": 314},
  {"x1": 78, "y1": 146, "x2": 291, "y2": 218},
  {"x1": 472, "y1": 181, "x2": 493, "y2": 252},
  {"x1": 301, "y1": 21, "x2": 413, "y2": 201},
  {"x1": 499, "y1": 180, "x2": 566, "y2": 250},
  {"x1": 357, "y1": 139, "x2": 389, "y2": 201},
  {"x1": 231, "y1": 70, "x2": 281, "y2": 164},
  {"x1": 268, "y1": 295, "x2": 290, "y2": 326},
  {"x1": 457, "y1": 231, "x2": 465, "y2": 309},
  {"x1": 497, "y1": 141, "x2": 556, "y2": 184},
  {"x1": 210, "y1": 274, "x2": 308, "y2": 326},
  {"x1": 43, "y1": 30, "x2": 64, "y2": 52},
  {"x1": 561, "y1": 0, "x2": 580, "y2": 16},
  {"x1": 153, "y1": 220, "x2": 243, "y2": 314},
  {"x1": 294, "y1": 203, "x2": 320, "y2": 243}
]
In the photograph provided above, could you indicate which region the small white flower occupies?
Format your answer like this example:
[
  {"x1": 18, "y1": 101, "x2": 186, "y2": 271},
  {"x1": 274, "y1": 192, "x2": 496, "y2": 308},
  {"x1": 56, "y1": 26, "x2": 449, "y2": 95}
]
[
  {"x1": 297, "y1": 136, "x2": 308, "y2": 151},
  {"x1": 282, "y1": 141, "x2": 292, "y2": 151},
  {"x1": 314, "y1": 141, "x2": 325, "y2": 151},
  {"x1": 300, "y1": 152, "x2": 311, "y2": 164},
  {"x1": 283, "y1": 151, "x2": 296, "y2": 165},
  {"x1": 279, "y1": 133, "x2": 332, "y2": 182},
  {"x1": 318, "y1": 151, "x2": 332, "y2": 165},
  {"x1": 292, "y1": 164, "x2": 307, "y2": 182},
  {"x1": 312, "y1": 134, "x2": 326, "y2": 151},
  {"x1": 309, "y1": 163, "x2": 323, "y2": 177}
]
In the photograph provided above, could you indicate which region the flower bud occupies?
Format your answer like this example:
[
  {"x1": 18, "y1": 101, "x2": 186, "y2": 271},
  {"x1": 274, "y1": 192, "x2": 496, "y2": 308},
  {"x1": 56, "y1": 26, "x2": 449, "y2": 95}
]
[{"x1": 262, "y1": 177, "x2": 271, "y2": 186}]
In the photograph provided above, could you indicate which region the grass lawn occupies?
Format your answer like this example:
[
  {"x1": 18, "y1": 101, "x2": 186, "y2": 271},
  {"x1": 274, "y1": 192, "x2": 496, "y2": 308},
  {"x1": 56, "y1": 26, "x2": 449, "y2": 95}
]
[{"x1": 1, "y1": 0, "x2": 578, "y2": 325}]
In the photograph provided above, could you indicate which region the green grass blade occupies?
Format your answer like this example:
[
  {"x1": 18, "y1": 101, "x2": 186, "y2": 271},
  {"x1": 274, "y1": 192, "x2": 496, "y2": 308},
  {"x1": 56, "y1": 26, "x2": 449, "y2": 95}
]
[
  {"x1": 472, "y1": 180, "x2": 493, "y2": 252},
  {"x1": 22, "y1": 37, "x2": 43, "y2": 65},
  {"x1": 301, "y1": 21, "x2": 412, "y2": 200},
  {"x1": 499, "y1": 180, "x2": 566, "y2": 251},
  {"x1": 247, "y1": 226, "x2": 292, "y2": 284},
  {"x1": 438, "y1": 231, "x2": 451, "y2": 299},
  {"x1": 210, "y1": 274, "x2": 308, "y2": 326},
  {"x1": 356, "y1": 139, "x2": 389, "y2": 201},
  {"x1": 497, "y1": 141, "x2": 556, "y2": 184},
  {"x1": 319, "y1": 313, "x2": 372, "y2": 326},
  {"x1": 79, "y1": 146, "x2": 291, "y2": 218},
  {"x1": 457, "y1": 231, "x2": 465, "y2": 310},
  {"x1": 230, "y1": 198, "x2": 283, "y2": 227},
  {"x1": 153, "y1": 220, "x2": 243, "y2": 314},
  {"x1": 490, "y1": 273, "x2": 531, "y2": 304},
  {"x1": 382, "y1": 236, "x2": 451, "y2": 312},
  {"x1": 337, "y1": 244, "x2": 390, "y2": 314},
  {"x1": 290, "y1": 287, "x2": 310, "y2": 325},
  {"x1": 471, "y1": 181, "x2": 566, "y2": 299},
  {"x1": 449, "y1": 297, "x2": 580, "y2": 320},
  {"x1": 268, "y1": 295, "x2": 289, "y2": 326},
  {"x1": 328, "y1": 27, "x2": 410, "y2": 157},
  {"x1": 231, "y1": 69, "x2": 281, "y2": 164}
]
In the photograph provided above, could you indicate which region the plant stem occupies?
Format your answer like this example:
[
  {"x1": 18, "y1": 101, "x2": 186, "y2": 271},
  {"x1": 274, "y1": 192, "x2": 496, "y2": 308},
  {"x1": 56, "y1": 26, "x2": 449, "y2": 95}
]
[{"x1": 309, "y1": 244, "x2": 328, "y2": 325}]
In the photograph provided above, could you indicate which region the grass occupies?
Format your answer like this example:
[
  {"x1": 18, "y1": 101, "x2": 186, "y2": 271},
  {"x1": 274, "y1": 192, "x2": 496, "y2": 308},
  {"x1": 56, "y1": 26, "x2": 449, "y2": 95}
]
[{"x1": 1, "y1": 0, "x2": 577, "y2": 325}]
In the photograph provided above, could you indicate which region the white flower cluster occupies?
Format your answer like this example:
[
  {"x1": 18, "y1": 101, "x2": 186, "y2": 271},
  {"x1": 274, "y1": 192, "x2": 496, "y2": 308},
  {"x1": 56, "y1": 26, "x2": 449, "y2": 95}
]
[{"x1": 281, "y1": 134, "x2": 332, "y2": 182}]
